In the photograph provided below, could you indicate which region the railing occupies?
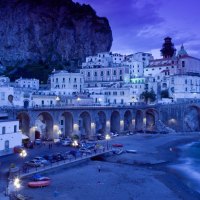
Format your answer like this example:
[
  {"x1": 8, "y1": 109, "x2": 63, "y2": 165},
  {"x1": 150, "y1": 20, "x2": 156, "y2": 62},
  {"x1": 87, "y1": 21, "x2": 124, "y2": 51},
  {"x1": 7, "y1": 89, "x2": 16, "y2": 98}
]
[{"x1": 18, "y1": 148, "x2": 113, "y2": 178}]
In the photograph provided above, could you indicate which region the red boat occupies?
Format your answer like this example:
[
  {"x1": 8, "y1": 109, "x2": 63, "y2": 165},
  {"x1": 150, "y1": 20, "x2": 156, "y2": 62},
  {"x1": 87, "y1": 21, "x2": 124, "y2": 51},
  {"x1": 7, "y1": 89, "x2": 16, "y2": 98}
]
[
  {"x1": 112, "y1": 144, "x2": 123, "y2": 147},
  {"x1": 28, "y1": 180, "x2": 51, "y2": 188}
]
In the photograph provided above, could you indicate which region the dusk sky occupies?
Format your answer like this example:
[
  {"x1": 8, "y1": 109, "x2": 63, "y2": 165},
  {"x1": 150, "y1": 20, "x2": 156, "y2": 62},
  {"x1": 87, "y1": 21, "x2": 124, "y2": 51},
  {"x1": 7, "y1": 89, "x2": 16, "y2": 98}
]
[{"x1": 75, "y1": 0, "x2": 200, "y2": 58}]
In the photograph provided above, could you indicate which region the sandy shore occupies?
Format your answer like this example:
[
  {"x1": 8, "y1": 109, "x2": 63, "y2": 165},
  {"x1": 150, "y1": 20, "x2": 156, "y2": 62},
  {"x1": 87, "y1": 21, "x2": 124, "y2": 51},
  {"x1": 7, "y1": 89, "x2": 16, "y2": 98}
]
[{"x1": 20, "y1": 133, "x2": 200, "y2": 200}]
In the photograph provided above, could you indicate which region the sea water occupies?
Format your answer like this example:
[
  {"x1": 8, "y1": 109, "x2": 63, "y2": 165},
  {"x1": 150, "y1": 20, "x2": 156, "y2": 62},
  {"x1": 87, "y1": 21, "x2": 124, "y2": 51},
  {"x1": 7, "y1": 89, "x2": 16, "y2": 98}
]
[{"x1": 170, "y1": 142, "x2": 200, "y2": 193}]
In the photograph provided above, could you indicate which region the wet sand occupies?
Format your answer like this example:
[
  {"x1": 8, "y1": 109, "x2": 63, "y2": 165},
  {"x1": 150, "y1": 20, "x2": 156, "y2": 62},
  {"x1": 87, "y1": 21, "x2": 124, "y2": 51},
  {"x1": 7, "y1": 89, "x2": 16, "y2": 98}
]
[{"x1": 20, "y1": 133, "x2": 200, "y2": 200}]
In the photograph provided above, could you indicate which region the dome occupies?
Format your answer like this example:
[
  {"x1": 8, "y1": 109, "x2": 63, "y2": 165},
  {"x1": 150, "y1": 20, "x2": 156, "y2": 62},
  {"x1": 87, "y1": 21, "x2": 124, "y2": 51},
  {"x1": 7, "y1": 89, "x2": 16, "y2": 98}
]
[{"x1": 177, "y1": 44, "x2": 188, "y2": 57}]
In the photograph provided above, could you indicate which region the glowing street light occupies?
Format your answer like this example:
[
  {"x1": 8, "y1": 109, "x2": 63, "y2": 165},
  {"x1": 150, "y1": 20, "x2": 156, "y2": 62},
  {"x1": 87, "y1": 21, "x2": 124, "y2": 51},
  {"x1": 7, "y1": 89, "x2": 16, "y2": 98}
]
[
  {"x1": 14, "y1": 177, "x2": 21, "y2": 189},
  {"x1": 105, "y1": 134, "x2": 111, "y2": 150},
  {"x1": 55, "y1": 96, "x2": 60, "y2": 101},
  {"x1": 19, "y1": 150, "x2": 27, "y2": 158},
  {"x1": 72, "y1": 140, "x2": 78, "y2": 148}
]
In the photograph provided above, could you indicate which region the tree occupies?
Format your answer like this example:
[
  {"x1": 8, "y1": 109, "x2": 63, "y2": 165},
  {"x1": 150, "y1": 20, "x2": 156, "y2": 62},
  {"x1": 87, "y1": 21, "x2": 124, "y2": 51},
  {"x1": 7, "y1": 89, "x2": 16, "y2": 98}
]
[{"x1": 140, "y1": 89, "x2": 156, "y2": 104}]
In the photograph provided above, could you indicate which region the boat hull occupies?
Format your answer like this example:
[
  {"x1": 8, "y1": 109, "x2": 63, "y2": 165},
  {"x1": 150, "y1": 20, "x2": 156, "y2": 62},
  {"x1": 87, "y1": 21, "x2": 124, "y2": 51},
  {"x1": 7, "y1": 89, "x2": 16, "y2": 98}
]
[{"x1": 28, "y1": 180, "x2": 51, "y2": 188}]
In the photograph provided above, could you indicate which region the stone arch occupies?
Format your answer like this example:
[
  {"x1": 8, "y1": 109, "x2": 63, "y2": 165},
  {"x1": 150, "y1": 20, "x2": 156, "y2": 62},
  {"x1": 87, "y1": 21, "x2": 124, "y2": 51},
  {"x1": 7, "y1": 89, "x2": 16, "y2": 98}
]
[
  {"x1": 17, "y1": 112, "x2": 30, "y2": 135},
  {"x1": 36, "y1": 112, "x2": 54, "y2": 140},
  {"x1": 135, "y1": 110, "x2": 143, "y2": 131},
  {"x1": 60, "y1": 112, "x2": 74, "y2": 137},
  {"x1": 79, "y1": 111, "x2": 91, "y2": 139},
  {"x1": 110, "y1": 111, "x2": 120, "y2": 133},
  {"x1": 96, "y1": 111, "x2": 106, "y2": 135},
  {"x1": 124, "y1": 110, "x2": 132, "y2": 131},
  {"x1": 184, "y1": 105, "x2": 200, "y2": 131},
  {"x1": 145, "y1": 109, "x2": 158, "y2": 131}
]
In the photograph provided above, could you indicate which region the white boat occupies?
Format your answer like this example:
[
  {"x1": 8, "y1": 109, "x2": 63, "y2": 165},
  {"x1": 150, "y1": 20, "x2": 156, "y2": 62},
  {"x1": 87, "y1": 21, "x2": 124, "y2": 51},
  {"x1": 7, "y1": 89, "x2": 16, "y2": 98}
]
[{"x1": 126, "y1": 149, "x2": 137, "y2": 153}]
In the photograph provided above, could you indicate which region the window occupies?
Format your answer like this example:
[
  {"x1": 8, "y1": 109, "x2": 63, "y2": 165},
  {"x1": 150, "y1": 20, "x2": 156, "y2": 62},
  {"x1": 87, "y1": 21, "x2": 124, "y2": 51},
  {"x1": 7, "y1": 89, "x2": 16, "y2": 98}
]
[
  {"x1": 50, "y1": 100, "x2": 53, "y2": 105},
  {"x1": 101, "y1": 71, "x2": 103, "y2": 76},
  {"x1": 182, "y1": 61, "x2": 185, "y2": 68},
  {"x1": 74, "y1": 78, "x2": 77, "y2": 83},
  {"x1": 2, "y1": 127, "x2": 5, "y2": 134},
  {"x1": 120, "y1": 70, "x2": 122, "y2": 75},
  {"x1": 94, "y1": 72, "x2": 97, "y2": 76},
  {"x1": 107, "y1": 71, "x2": 110, "y2": 76},
  {"x1": 113, "y1": 70, "x2": 116, "y2": 75},
  {"x1": 185, "y1": 87, "x2": 187, "y2": 92},
  {"x1": 42, "y1": 100, "x2": 44, "y2": 105},
  {"x1": 56, "y1": 78, "x2": 58, "y2": 83},
  {"x1": 88, "y1": 72, "x2": 90, "y2": 77},
  {"x1": 14, "y1": 125, "x2": 17, "y2": 133},
  {"x1": 60, "y1": 120, "x2": 64, "y2": 125},
  {"x1": 185, "y1": 79, "x2": 187, "y2": 84},
  {"x1": 0, "y1": 92, "x2": 5, "y2": 100}
]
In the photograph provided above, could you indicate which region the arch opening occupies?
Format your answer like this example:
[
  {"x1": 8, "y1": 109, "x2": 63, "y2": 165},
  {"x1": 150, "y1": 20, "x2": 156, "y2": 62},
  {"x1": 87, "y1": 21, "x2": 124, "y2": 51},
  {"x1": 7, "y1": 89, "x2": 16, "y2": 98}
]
[
  {"x1": 60, "y1": 112, "x2": 74, "y2": 138},
  {"x1": 36, "y1": 112, "x2": 53, "y2": 140},
  {"x1": 135, "y1": 110, "x2": 143, "y2": 131},
  {"x1": 184, "y1": 106, "x2": 200, "y2": 131},
  {"x1": 110, "y1": 111, "x2": 120, "y2": 133},
  {"x1": 96, "y1": 111, "x2": 106, "y2": 135},
  {"x1": 79, "y1": 111, "x2": 91, "y2": 139},
  {"x1": 124, "y1": 110, "x2": 132, "y2": 132},
  {"x1": 17, "y1": 112, "x2": 30, "y2": 135}
]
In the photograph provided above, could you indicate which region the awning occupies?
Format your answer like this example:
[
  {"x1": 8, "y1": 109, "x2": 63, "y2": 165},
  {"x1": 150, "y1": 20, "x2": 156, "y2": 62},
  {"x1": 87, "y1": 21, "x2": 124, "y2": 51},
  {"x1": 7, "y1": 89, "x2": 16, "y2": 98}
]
[{"x1": 21, "y1": 133, "x2": 29, "y2": 140}]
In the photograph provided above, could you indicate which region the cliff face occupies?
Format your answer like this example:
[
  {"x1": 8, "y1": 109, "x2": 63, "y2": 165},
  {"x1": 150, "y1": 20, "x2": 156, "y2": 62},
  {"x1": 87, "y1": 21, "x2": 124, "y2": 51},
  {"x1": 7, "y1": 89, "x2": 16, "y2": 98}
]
[{"x1": 0, "y1": 0, "x2": 112, "y2": 75}]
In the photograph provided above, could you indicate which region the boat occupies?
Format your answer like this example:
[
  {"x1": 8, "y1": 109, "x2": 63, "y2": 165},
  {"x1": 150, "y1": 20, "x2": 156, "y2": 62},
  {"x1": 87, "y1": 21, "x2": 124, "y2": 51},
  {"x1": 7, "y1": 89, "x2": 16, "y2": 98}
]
[
  {"x1": 32, "y1": 174, "x2": 51, "y2": 181},
  {"x1": 112, "y1": 143, "x2": 123, "y2": 148},
  {"x1": 113, "y1": 149, "x2": 124, "y2": 155},
  {"x1": 126, "y1": 149, "x2": 137, "y2": 153},
  {"x1": 28, "y1": 180, "x2": 51, "y2": 188}
]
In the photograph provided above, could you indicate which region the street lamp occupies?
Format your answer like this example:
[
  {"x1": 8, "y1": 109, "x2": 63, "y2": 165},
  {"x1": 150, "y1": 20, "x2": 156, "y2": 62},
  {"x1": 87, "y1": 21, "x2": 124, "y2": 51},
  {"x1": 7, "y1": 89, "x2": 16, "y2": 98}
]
[
  {"x1": 105, "y1": 134, "x2": 111, "y2": 150},
  {"x1": 13, "y1": 177, "x2": 21, "y2": 195},
  {"x1": 14, "y1": 177, "x2": 21, "y2": 189},
  {"x1": 19, "y1": 150, "x2": 27, "y2": 158},
  {"x1": 72, "y1": 140, "x2": 78, "y2": 148}
]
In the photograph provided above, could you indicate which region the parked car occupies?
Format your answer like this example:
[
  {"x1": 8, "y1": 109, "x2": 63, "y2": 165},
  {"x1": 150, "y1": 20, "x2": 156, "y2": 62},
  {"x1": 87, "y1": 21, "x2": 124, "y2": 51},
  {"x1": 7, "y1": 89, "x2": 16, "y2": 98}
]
[
  {"x1": 43, "y1": 155, "x2": 57, "y2": 163},
  {"x1": 79, "y1": 147, "x2": 92, "y2": 154},
  {"x1": 62, "y1": 139, "x2": 71, "y2": 146},
  {"x1": 25, "y1": 160, "x2": 42, "y2": 167},
  {"x1": 52, "y1": 153, "x2": 67, "y2": 161},
  {"x1": 13, "y1": 146, "x2": 24, "y2": 153},
  {"x1": 34, "y1": 157, "x2": 49, "y2": 165}
]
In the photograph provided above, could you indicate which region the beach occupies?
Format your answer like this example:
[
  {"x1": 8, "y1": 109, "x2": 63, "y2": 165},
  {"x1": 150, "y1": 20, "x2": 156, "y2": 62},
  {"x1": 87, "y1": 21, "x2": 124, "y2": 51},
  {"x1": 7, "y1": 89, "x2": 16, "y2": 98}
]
[{"x1": 20, "y1": 133, "x2": 200, "y2": 200}]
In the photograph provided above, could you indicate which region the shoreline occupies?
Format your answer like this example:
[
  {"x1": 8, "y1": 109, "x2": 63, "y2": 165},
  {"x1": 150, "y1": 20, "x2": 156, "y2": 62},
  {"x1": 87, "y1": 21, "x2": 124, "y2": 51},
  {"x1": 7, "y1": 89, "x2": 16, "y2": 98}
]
[
  {"x1": 154, "y1": 134, "x2": 200, "y2": 200},
  {"x1": 19, "y1": 133, "x2": 200, "y2": 200}
]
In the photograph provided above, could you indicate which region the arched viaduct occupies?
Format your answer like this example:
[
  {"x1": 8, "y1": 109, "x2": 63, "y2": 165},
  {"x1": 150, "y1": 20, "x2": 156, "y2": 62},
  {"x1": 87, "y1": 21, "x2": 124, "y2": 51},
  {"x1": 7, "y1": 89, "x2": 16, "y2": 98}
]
[{"x1": 6, "y1": 102, "x2": 200, "y2": 140}]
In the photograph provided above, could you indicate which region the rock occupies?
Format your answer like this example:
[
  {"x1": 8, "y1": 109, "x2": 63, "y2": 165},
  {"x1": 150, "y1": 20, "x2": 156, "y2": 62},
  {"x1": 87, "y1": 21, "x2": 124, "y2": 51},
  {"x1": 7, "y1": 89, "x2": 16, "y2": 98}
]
[
  {"x1": 157, "y1": 120, "x2": 176, "y2": 133},
  {"x1": 0, "y1": 0, "x2": 112, "y2": 80}
]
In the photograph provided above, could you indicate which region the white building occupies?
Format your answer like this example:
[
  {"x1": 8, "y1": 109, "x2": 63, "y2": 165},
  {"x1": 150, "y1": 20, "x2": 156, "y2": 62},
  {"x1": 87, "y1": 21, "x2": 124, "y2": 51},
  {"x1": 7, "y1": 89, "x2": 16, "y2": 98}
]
[
  {"x1": 124, "y1": 52, "x2": 153, "y2": 78},
  {"x1": 15, "y1": 77, "x2": 39, "y2": 90},
  {"x1": 0, "y1": 118, "x2": 22, "y2": 155},
  {"x1": 50, "y1": 70, "x2": 84, "y2": 95},
  {"x1": 0, "y1": 86, "x2": 29, "y2": 107}
]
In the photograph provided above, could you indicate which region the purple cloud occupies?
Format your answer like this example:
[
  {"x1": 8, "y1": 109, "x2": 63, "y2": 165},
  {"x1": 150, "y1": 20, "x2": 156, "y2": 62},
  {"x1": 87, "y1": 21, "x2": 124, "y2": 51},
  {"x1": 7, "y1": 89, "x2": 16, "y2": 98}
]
[{"x1": 75, "y1": 0, "x2": 200, "y2": 58}]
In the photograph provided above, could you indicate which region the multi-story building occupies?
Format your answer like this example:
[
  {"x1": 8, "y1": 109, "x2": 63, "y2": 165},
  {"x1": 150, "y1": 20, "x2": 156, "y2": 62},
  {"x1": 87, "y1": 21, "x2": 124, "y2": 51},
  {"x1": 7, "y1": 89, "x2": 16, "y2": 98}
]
[
  {"x1": 0, "y1": 114, "x2": 21, "y2": 155},
  {"x1": 15, "y1": 77, "x2": 39, "y2": 90},
  {"x1": 124, "y1": 52, "x2": 153, "y2": 78},
  {"x1": 50, "y1": 70, "x2": 84, "y2": 95}
]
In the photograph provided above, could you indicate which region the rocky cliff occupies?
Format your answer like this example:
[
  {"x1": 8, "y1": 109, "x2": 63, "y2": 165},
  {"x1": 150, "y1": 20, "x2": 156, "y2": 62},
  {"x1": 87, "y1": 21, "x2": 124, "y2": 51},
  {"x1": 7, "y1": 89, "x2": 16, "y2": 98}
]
[{"x1": 0, "y1": 0, "x2": 112, "y2": 81}]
